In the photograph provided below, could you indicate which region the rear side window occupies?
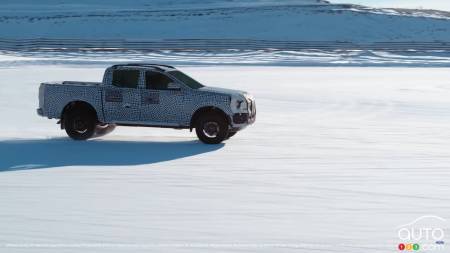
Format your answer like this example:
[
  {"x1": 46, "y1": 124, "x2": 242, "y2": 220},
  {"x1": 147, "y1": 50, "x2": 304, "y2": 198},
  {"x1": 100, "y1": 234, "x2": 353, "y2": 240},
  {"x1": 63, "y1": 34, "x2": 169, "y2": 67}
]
[
  {"x1": 112, "y1": 70, "x2": 139, "y2": 88},
  {"x1": 146, "y1": 71, "x2": 173, "y2": 90}
]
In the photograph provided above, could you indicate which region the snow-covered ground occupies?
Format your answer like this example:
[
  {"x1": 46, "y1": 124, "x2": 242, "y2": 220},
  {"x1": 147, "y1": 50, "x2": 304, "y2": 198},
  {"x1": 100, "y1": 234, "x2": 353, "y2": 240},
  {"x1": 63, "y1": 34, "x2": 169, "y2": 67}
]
[
  {"x1": 1, "y1": 65, "x2": 450, "y2": 252},
  {"x1": 1, "y1": 1, "x2": 449, "y2": 252}
]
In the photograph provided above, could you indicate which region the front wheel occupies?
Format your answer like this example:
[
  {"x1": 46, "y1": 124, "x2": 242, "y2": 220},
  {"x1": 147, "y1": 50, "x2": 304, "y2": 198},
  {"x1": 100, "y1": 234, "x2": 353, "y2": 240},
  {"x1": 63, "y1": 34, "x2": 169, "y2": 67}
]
[
  {"x1": 226, "y1": 131, "x2": 237, "y2": 140},
  {"x1": 195, "y1": 114, "x2": 229, "y2": 144}
]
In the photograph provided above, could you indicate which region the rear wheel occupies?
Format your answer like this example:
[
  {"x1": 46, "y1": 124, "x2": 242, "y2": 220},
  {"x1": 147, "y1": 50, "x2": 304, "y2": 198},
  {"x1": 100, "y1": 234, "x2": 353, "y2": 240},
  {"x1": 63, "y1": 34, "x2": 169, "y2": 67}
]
[
  {"x1": 195, "y1": 114, "x2": 229, "y2": 144},
  {"x1": 64, "y1": 108, "x2": 96, "y2": 140}
]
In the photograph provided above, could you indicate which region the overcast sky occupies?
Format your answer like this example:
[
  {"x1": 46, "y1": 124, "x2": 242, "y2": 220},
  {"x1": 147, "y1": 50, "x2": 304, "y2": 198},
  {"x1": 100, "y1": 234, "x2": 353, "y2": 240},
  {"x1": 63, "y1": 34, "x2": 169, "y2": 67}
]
[{"x1": 329, "y1": 0, "x2": 450, "y2": 11}]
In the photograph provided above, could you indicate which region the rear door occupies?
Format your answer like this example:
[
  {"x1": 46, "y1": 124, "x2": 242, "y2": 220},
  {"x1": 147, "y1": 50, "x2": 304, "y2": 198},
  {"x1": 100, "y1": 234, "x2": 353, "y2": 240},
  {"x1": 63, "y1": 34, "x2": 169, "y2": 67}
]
[{"x1": 103, "y1": 69, "x2": 141, "y2": 123}]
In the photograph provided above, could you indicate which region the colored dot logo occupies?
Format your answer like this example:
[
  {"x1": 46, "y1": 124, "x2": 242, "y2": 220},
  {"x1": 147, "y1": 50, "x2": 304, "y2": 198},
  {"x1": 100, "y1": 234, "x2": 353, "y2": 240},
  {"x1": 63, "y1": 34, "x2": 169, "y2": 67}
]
[{"x1": 398, "y1": 243, "x2": 420, "y2": 251}]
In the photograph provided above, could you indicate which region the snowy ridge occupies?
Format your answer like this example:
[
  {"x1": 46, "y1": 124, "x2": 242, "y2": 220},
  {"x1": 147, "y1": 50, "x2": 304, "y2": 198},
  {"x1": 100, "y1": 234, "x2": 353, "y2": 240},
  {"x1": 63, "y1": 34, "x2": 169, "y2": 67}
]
[
  {"x1": 2, "y1": 39, "x2": 450, "y2": 67},
  {"x1": 340, "y1": 4, "x2": 450, "y2": 19},
  {"x1": 2, "y1": 48, "x2": 450, "y2": 67},
  {"x1": 0, "y1": 0, "x2": 449, "y2": 69},
  {"x1": 0, "y1": 2, "x2": 449, "y2": 43},
  {"x1": 0, "y1": 0, "x2": 331, "y2": 12},
  {"x1": 1, "y1": 39, "x2": 450, "y2": 51}
]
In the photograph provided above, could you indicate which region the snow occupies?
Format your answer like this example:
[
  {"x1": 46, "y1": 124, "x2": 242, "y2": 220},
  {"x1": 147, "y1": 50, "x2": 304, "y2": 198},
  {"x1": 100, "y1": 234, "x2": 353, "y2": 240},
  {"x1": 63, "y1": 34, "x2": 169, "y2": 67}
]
[
  {"x1": 1, "y1": 65, "x2": 450, "y2": 252},
  {"x1": 3, "y1": 49, "x2": 450, "y2": 67},
  {"x1": 1, "y1": 0, "x2": 449, "y2": 251},
  {"x1": 0, "y1": 1, "x2": 449, "y2": 42},
  {"x1": 1, "y1": 0, "x2": 330, "y2": 11}
]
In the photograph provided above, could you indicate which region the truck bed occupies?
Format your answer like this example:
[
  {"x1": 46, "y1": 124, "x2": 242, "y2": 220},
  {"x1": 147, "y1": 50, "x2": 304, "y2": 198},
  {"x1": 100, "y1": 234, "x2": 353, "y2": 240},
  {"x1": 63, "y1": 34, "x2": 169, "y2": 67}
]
[{"x1": 38, "y1": 81, "x2": 104, "y2": 120}]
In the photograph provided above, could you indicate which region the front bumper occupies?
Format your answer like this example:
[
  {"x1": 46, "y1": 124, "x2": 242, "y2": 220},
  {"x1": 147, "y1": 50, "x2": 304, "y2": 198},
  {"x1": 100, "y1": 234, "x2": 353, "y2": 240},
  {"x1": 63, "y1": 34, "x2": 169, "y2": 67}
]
[{"x1": 232, "y1": 113, "x2": 249, "y2": 124}]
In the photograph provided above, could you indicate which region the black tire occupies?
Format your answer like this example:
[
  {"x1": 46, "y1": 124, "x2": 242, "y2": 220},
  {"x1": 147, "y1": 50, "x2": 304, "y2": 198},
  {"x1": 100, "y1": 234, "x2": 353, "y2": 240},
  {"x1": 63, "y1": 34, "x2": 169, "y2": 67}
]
[
  {"x1": 226, "y1": 131, "x2": 237, "y2": 140},
  {"x1": 64, "y1": 108, "x2": 96, "y2": 140},
  {"x1": 195, "y1": 113, "x2": 229, "y2": 144},
  {"x1": 94, "y1": 124, "x2": 116, "y2": 138}
]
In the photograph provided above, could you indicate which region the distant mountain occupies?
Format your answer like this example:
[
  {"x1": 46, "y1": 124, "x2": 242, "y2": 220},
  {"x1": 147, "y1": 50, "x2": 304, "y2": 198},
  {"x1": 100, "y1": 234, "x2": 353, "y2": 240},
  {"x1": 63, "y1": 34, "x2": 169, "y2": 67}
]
[{"x1": 0, "y1": 0, "x2": 449, "y2": 43}]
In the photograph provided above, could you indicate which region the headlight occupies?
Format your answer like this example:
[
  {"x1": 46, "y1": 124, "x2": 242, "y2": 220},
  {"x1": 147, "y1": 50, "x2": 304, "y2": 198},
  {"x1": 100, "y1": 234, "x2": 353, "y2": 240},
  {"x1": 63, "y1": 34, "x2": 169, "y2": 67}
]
[
  {"x1": 236, "y1": 99, "x2": 247, "y2": 110},
  {"x1": 230, "y1": 95, "x2": 248, "y2": 113}
]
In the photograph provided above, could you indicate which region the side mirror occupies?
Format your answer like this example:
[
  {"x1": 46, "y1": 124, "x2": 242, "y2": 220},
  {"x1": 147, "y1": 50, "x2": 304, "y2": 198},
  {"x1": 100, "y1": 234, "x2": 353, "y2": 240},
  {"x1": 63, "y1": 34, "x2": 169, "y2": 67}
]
[{"x1": 167, "y1": 82, "x2": 181, "y2": 90}]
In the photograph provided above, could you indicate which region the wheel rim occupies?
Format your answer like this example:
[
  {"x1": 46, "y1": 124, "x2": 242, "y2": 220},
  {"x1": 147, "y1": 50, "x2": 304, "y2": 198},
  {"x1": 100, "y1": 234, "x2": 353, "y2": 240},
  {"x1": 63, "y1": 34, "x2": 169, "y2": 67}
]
[
  {"x1": 203, "y1": 121, "x2": 220, "y2": 138},
  {"x1": 73, "y1": 117, "x2": 88, "y2": 134}
]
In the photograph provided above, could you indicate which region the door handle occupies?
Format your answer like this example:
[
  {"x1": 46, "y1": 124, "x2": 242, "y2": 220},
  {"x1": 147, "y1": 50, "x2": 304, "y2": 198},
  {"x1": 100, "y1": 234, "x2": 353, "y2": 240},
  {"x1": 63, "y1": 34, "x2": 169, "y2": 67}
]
[{"x1": 123, "y1": 103, "x2": 131, "y2": 108}]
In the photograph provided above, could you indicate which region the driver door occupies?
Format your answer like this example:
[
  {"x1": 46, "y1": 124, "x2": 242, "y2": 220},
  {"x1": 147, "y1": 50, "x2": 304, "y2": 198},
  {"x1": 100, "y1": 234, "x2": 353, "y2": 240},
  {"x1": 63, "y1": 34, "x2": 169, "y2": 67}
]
[{"x1": 140, "y1": 71, "x2": 184, "y2": 125}]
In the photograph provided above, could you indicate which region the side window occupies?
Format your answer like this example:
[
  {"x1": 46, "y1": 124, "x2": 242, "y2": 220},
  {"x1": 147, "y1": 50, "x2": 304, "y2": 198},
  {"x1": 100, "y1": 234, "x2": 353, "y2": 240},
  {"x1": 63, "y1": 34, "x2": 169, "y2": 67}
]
[
  {"x1": 112, "y1": 70, "x2": 139, "y2": 88},
  {"x1": 146, "y1": 71, "x2": 175, "y2": 90}
]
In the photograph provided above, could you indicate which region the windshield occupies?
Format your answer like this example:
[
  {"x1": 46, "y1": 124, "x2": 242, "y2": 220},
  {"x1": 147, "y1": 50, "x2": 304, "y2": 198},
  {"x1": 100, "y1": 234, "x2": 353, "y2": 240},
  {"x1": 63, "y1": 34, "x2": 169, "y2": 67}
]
[{"x1": 169, "y1": 71, "x2": 204, "y2": 89}]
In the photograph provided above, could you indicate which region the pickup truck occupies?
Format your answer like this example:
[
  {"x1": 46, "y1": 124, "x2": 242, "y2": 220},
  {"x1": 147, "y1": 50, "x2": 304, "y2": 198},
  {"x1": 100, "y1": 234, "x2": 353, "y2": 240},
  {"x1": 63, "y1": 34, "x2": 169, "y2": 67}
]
[{"x1": 37, "y1": 64, "x2": 256, "y2": 144}]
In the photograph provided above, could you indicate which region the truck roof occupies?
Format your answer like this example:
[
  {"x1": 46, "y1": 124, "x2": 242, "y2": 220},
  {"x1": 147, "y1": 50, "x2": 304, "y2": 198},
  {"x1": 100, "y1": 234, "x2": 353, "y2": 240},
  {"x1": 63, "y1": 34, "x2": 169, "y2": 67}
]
[{"x1": 111, "y1": 63, "x2": 176, "y2": 72}]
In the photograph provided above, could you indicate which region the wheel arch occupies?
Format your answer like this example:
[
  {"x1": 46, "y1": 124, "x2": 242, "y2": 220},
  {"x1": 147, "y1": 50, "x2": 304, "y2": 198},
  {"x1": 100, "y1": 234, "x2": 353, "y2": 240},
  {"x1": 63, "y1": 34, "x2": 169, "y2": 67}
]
[
  {"x1": 60, "y1": 100, "x2": 99, "y2": 129},
  {"x1": 190, "y1": 106, "x2": 231, "y2": 131}
]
